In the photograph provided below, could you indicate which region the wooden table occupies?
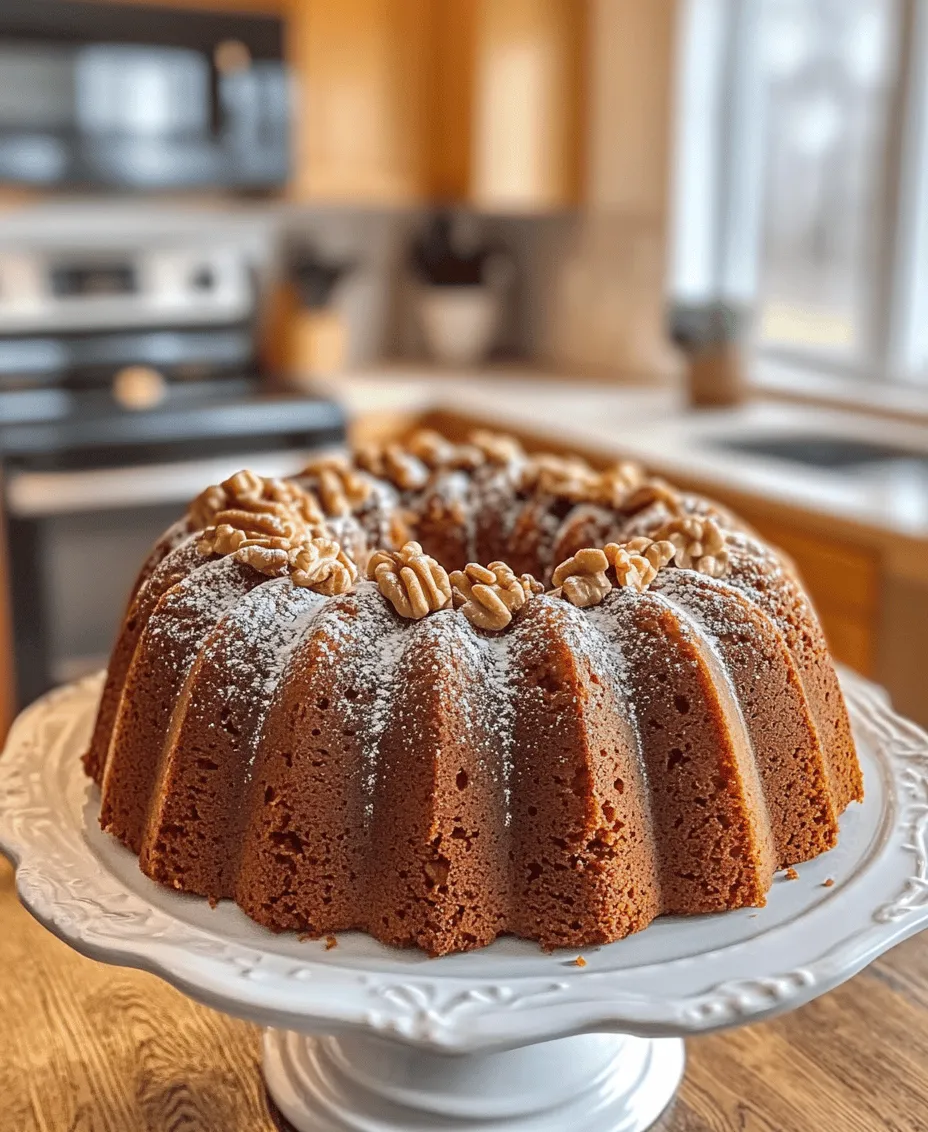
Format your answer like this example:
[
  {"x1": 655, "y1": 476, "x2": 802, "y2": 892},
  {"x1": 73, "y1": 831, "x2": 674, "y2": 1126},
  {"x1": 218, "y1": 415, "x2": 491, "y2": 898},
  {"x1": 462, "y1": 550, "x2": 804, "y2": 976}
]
[{"x1": 1, "y1": 854, "x2": 925, "y2": 1132}]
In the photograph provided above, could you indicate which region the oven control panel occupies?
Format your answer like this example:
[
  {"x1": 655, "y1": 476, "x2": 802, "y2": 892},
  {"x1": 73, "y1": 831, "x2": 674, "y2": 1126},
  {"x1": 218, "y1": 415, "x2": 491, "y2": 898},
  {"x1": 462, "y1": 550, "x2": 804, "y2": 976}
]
[{"x1": 0, "y1": 245, "x2": 253, "y2": 333}]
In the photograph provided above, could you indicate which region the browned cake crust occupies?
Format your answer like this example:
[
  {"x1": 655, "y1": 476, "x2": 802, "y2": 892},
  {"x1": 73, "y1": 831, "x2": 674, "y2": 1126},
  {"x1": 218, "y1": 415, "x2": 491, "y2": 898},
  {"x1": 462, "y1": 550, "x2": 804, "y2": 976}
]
[{"x1": 85, "y1": 431, "x2": 864, "y2": 956}]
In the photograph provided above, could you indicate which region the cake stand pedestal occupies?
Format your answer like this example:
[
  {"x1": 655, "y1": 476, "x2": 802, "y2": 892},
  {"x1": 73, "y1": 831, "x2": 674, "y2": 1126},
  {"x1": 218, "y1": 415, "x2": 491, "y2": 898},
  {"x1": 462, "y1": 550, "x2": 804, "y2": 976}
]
[{"x1": 2, "y1": 671, "x2": 928, "y2": 1132}]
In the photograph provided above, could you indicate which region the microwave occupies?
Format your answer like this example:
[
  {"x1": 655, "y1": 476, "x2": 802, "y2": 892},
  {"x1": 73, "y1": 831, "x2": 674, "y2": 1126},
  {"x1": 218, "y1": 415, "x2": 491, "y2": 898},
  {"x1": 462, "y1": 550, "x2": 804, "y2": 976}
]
[{"x1": 0, "y1": 0, "x2": 289, "y2": 192}]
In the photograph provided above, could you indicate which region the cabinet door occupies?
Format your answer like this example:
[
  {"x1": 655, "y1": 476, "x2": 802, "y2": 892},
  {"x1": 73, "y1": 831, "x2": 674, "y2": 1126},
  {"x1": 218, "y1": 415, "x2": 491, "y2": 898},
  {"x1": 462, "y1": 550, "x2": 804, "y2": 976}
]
[
  {"x1": 288, "y1": 0, "x2": 433, "y2": 203},
  {"x1": 470, "y1": 0, "x2": 585, "y2": 211}
]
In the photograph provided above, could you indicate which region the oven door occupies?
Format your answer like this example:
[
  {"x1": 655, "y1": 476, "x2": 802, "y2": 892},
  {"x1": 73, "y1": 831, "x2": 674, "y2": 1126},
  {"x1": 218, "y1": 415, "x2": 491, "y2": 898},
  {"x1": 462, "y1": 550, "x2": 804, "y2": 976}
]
[{"x1": 4, "y1": 448, "x2": 327, "y2": 707}]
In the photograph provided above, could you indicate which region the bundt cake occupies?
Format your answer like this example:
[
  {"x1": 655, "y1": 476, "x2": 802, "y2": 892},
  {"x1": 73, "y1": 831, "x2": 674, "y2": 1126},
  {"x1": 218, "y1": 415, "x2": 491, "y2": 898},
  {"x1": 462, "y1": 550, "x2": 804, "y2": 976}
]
[{"x1": 83, "y1": 428, "x2": 863, "y2": 956}]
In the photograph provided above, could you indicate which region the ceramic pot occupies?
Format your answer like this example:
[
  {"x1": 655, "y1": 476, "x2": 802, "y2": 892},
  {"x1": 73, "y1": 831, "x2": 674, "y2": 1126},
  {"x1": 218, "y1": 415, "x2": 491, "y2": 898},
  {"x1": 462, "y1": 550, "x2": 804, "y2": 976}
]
[{"x1": 417, "y1": 285, "x2": 501, "y2": 367}]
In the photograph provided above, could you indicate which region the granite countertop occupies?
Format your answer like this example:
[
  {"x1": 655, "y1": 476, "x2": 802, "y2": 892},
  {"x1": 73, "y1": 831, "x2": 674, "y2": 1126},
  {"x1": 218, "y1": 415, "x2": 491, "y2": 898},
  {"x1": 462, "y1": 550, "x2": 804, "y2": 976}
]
[{"x1": 335, "y1": 370, "x2": 928, "y2": 545}]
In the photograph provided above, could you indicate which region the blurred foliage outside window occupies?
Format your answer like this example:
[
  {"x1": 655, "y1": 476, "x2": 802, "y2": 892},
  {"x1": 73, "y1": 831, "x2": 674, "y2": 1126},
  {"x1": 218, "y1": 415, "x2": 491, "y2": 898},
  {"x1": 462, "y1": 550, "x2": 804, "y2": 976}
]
[{"x1": 673, "y1": 0, "x2": 928, "y2": 385}]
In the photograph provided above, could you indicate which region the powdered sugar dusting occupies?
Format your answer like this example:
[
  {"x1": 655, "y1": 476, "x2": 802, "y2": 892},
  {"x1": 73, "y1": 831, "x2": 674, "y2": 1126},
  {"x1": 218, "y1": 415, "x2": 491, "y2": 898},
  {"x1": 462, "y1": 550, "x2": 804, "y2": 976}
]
[
  {"x1": 195, "y1": 578, "x2": 327, "y2": 770},
  {"x1": 479, "y1": 629, "x2": 515, "y2": 823},
  {"x1": 146, "y1": 557, "x2": 258, "y2": 654}
]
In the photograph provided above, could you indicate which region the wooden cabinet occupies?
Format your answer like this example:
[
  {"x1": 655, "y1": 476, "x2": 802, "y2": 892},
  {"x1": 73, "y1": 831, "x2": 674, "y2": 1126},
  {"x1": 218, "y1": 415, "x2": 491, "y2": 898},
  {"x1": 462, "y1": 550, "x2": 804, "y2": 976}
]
[
  {"x1": 285, "y1": 0, "x2": 585, "y2": 208},
  {"x1": 584, "y1": 0, "x2": 675, "y2": 217},
  {"x1": 287, "y1": 0, "x2": 434, "y2": 204},
  {"x1": 469, "y1": 0, "x2": 585, "y2": 210},
  {"x1": 93, "y1": 0, "x2": 590, "y2": 208}
]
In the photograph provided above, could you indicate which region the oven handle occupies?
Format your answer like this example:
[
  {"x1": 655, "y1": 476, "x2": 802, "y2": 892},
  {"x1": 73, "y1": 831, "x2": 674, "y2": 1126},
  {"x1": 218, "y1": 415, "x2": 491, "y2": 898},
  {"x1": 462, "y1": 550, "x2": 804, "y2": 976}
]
[{"x1": 4, "y1": 449, "x2": 334, "y2": 517}]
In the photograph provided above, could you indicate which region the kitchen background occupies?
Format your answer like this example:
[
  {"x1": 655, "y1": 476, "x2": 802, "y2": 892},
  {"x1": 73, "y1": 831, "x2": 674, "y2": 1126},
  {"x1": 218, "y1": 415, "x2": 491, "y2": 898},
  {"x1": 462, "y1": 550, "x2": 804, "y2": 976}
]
[{"x1": 0, "y1": 0, "x2": 926, "y2": 733}]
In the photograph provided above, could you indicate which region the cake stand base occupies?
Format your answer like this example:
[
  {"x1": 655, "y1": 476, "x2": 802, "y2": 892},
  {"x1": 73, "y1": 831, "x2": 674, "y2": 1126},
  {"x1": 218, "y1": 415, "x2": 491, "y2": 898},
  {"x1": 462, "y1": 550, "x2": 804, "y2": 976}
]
[{"x1": 262, "y1": 1030, "x2": 685, "y2": 1132}]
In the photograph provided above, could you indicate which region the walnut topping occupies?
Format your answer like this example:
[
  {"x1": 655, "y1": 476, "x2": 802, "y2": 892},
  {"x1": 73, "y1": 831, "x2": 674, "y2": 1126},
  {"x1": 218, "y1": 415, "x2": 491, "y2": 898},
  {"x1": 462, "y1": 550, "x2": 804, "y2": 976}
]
[
  {"x1": 188, "y1": 469, "x2": 323, "y2": 531},
  {"x1": 197, "y1": 508, "x2": 306, "y2": 560},
  {"x1": 625, "y1": 536, "x2": 677, "y2": 572},
  {"x1": 618, "y1": 478, "x2": 682, "y2": 516},
  {"x1": 519, "y1": 453, "x2": 599, "y2": 501},
  {"x1": 450, "y1": 560, "x2": 542, "y2": 630},
  {"x1": 522, "y1": 573, "x2": 545, "y2": 596},
  {"x1": 655, "y1": 515, "x2": 729, "y2": 577},
  {"x1": 551, "y1": 547, "x2": 612, "y2": 608},
  {"x1": 355, "y1": 442, "x2": 430, "y2": 491},
  {"x1": 367, "y1": 541, "x2": 452, "y2": 619},
  {"x1": 602, "y1": 537, "x2": 673, "y2": 592},
  {"x1": 195, "y1": 478, "x2": 358, "y2": 594},
  {"x1": 189, "y1": 483, "x2": 228, "y2": 530},
  {"x1": 468, "y1": 429, "x2": 524, "y2": 466},
  {"x1": 300, "y1": 455, "x2": 372, "y2": 516},
  {"x1": 234, "y1": 541, "x2": 292, "y2": 575},
  {"x1": 288, "y1": 537, "x2": 358, "y2": 594},
  {"x1": 405, "y1": 429, "x2": 485, "y2": 471},
  {"x1": 404, "y1": 428, "x2": 455, "y2": 467},
  {"x1": 199, "y1": 512, "x2": 356, "y2": 593},
  {"x1": 519, "y1": 454, "x2": 646, "y2": 511},
  {"x1": 592, "y1": 462, "x2": 646, "y2": 508}
]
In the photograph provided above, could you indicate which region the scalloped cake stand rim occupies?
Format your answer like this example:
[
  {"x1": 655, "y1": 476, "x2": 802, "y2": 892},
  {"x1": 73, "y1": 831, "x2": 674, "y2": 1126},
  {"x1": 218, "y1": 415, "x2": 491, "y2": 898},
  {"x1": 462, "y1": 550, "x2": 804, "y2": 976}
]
[{"x1": 0, "y1": 669, "x2": 927, "y2": 1058}]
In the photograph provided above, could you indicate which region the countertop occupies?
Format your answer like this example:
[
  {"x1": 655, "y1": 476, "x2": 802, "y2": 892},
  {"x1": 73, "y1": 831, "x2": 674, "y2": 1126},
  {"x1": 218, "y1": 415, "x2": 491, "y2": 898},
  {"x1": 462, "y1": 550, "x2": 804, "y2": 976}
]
[
  {"x1": 333, "y1": 370, "x2": 928, "y2": 548},
  {"x1": 2, "y1": 851, "x2": 927, "y2": 1131}
]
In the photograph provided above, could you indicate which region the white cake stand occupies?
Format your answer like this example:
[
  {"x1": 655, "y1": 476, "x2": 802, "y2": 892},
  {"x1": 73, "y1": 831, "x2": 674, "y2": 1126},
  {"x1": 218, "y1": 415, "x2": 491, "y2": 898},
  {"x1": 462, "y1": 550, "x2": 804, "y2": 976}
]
[{"x1": 2, "y1": 671, "x2": 928, "y2": 1132}]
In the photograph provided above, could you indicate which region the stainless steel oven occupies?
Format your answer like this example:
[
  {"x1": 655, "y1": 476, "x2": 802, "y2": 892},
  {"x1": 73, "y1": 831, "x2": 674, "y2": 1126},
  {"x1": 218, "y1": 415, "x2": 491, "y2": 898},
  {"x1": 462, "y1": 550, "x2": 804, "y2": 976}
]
[
  {"x1": 4, "y1": 445, "x2": 342, "y2": 703},
  {"x1": 0, "y1": 237, "x2": 345, "y2": 707}
]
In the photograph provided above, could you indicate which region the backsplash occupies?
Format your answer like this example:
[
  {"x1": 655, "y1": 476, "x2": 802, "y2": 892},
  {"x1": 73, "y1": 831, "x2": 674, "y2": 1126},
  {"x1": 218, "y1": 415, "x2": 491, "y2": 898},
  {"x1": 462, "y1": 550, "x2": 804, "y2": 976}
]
[{"x1": 0, "y1": 197, "x2": 677, "y2": 380}]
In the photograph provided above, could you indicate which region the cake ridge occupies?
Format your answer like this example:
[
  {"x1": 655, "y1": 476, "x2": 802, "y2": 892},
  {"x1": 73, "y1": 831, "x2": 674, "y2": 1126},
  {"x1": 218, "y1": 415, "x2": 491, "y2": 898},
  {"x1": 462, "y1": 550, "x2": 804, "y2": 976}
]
[
  {"x1": 653, "y1": 569, "x2": 840, "y2": 864},
  {"x1": 649, "y1": 584, "x2": 778, "y2": 881}
]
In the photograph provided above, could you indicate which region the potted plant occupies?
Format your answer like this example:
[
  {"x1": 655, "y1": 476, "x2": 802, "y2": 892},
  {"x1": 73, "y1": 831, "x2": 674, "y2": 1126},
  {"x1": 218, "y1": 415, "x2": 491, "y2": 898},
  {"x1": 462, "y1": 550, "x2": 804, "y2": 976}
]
[{"x1": 410, "y1": 213, "x2": 511, "y2": 367}]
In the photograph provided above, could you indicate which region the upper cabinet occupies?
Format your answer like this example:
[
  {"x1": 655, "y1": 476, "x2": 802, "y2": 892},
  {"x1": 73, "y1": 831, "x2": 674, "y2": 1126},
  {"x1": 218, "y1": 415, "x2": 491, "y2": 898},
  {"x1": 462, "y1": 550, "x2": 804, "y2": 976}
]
[
  {"x1": 287, "y1": 0, "x2": 434, "y2": 204},
  {"x1": 585, "y1": 0, "x2": 676, "y2": 217},
  {"x1": 286, "y1": 0, "x2": 586, "y2": 210},
  {"x1": 469, "y1": 0, "x2": 585, "y2": 211}
]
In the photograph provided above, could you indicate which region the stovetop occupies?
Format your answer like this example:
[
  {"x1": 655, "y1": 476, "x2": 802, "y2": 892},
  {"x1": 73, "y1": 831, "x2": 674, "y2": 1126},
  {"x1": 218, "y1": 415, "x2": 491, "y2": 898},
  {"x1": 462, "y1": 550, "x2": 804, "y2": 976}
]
[
  {"x1": 0, "y1": 238, "x2": 347, "y2": 472},
  {"x1": 0, "y1": 380, "x2": 347, "y2": 471}
]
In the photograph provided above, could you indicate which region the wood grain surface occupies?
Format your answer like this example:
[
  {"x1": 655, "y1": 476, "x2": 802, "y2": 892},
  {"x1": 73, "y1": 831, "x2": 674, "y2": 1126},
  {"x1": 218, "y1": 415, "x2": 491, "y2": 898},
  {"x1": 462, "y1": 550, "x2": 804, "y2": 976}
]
[{"x1": 0, "y1": 853, "x2": 924, "y2": 1131}]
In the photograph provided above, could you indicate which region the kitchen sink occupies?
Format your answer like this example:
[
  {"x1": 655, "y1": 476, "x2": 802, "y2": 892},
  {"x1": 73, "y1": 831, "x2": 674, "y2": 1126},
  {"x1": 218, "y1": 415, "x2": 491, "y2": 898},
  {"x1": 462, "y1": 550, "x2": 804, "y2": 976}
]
[{"x1": 713, "y1": 434, "x2": 928, "y2": 471}]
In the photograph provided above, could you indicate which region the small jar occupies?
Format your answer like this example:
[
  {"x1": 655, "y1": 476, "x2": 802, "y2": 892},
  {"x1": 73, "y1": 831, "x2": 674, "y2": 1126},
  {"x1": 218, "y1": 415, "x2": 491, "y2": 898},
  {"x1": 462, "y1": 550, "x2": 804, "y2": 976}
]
[{"x1": 669, "y1": 301, "x2": 749, "y2": 409}]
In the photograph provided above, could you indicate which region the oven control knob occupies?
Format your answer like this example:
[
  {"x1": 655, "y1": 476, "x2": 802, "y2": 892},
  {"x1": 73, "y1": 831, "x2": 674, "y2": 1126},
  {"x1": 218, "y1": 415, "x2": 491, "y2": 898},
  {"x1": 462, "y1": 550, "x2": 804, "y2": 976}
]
[
  {"x1": 191, "y1": 266, "x2": 215, "y2": 292},
  {"x1": 112, "y1": 366, "x2": 167, "y2": 411}
]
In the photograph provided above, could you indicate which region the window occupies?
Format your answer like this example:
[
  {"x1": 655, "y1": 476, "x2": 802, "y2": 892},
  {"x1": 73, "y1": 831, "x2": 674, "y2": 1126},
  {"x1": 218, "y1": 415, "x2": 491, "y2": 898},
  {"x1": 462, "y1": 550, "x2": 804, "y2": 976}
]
[{"x1": 671, "y1": 0, "x2": 928, "y2": 385}]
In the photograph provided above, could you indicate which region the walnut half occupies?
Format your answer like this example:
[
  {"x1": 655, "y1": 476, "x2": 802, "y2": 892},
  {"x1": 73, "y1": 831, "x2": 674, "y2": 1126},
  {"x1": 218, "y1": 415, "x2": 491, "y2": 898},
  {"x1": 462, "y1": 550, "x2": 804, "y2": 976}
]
[
  {"x1": 355, "y1": 442, "x2": 430, "y2": 491},
  {"x1": 189, "y1": 469, "x2": 323, "y2": 531},
  {"x1": 289, "y1": 537, "x2": 358, "y2": 595},
  {"x1": 551, "y1": 547, "x2": 612, "y2": 608},
  {"x1": 450, "y1": 560, "x2": 542, "y2": 630},
  {"x1": 300, "y1": 455, "x2": 372, "y2": 516},
  {"x1": 368, "y1": 541, "x2": 452, "y2": 619},
  {"x1": 655, "y1": 516, "x2": 729, "y2": 578},
  {"x1": 604, "y1": 537, "x2": 676, "y2": 592},
  {"x1": 404, "y1": 429, "x2": 485, "y2": 471}
]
